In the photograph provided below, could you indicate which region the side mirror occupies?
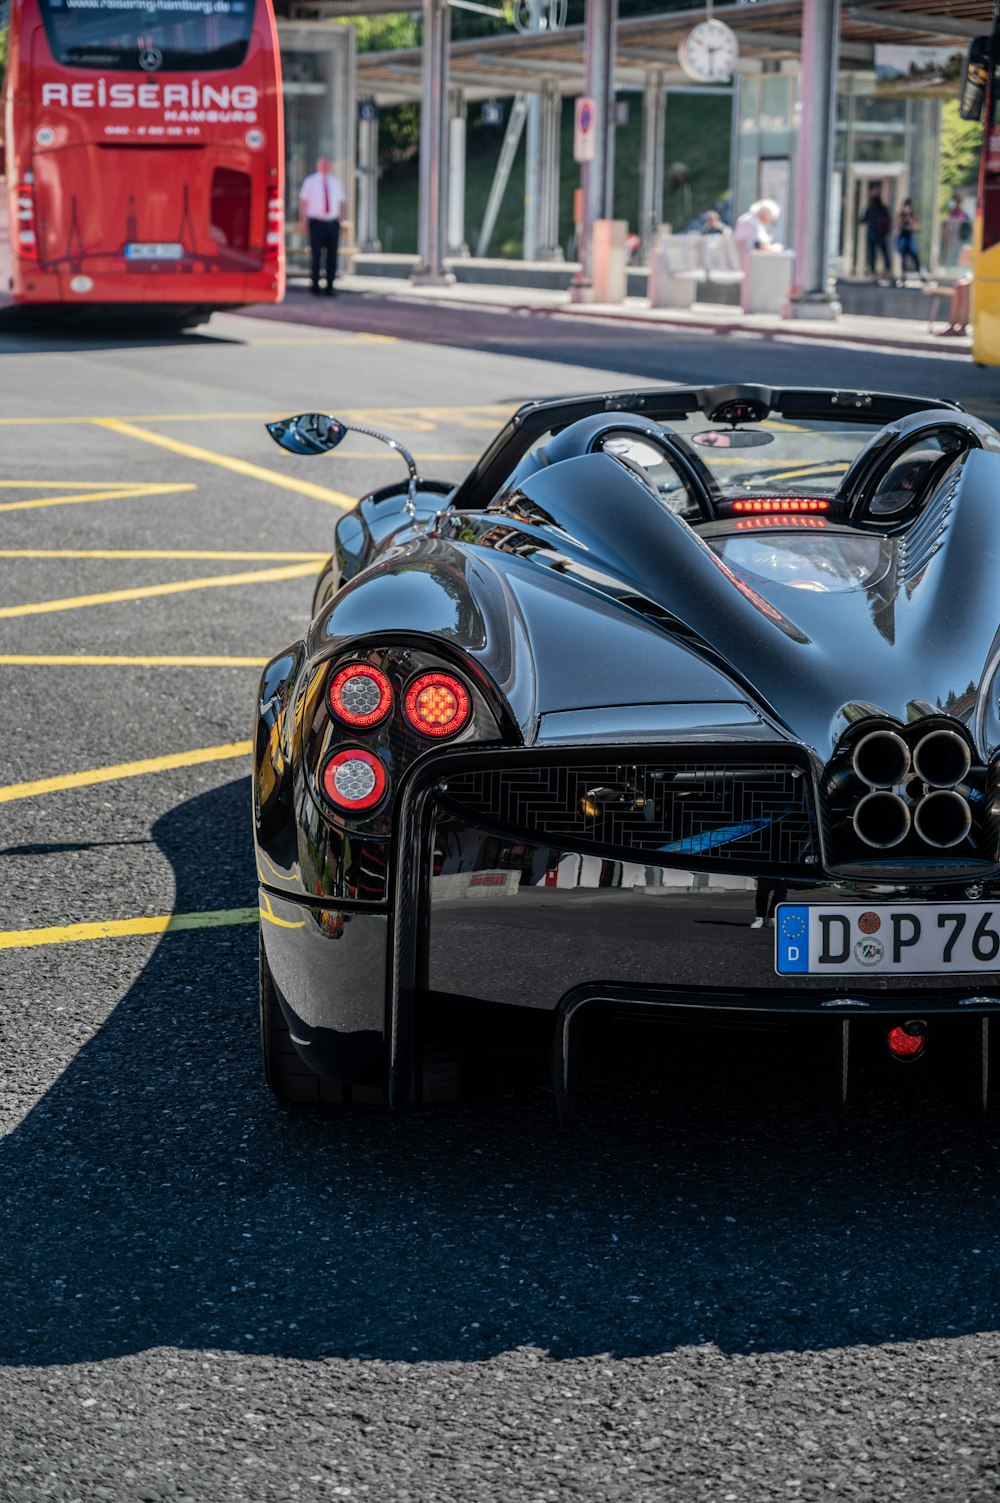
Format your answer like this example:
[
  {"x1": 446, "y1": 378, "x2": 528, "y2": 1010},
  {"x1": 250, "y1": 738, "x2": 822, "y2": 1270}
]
[
  {"x1": 959, "y1": 36, "x2": 991, "y2": 123},
  {"x1": 266, "y1": 413, "x2": 348, "y2": 455}
]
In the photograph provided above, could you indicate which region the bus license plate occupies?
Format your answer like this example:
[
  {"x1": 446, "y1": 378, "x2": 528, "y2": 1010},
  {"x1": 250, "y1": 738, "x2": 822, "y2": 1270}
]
[
  {"x1": 775, "y1": 902, "x2": 1000, "y2": 975},
  {"x1": 124, "y1": 242, "x2": 184, "y2": 261}
]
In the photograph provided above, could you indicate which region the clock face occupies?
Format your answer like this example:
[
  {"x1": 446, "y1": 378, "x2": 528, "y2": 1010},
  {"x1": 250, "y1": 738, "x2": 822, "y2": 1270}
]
[{"x1": 679, "y1": 19, "x2": 740, "y2": 83}]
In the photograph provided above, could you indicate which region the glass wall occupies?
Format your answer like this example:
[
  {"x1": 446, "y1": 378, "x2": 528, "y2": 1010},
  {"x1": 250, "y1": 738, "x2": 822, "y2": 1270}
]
[{"x1": 734, "y1": 66, "x2": 944, "y2": 277}]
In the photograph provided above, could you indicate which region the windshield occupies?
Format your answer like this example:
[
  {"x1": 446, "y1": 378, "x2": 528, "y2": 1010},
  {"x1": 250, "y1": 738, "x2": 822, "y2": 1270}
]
[
  {"x1": 668, "y1": 414, "x2": 873, "y2": 497},
  {"x1": 39, "y1": 0, "x2": 255, "y2": 72}
]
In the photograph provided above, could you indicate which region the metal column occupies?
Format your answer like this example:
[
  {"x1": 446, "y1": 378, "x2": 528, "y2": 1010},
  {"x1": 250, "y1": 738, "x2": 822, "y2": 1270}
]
[
  {"x1": 413, "y1": 0, "x2": 453, "y2": 284},
  {"x1": 447, "y1": 88, "x2": 468, "y2": 257},
  {"x1": 572, "y1": 0, "x2": 618, "y2": 296},
  {"x1": 790, "y1": 0, "x2": 840, "y2": 316},
  {"x1": 356, "y1": 107, "x2": 380, "y2": 253},
  {"x1": 639, "y1": 70, "x2": 665, "y2": 263},
  {"x1": 537, "y1": 78, "x2": 564, "y2": 261}
]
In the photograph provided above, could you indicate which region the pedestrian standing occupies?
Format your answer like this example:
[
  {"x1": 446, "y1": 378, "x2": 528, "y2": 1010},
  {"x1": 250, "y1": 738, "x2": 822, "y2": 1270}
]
[
  {"x1": 861, "y1": 185, "x2": 892, "y2": 280},
  {"x1": 942, "y1": 192, "x2": 970, "y2": 266},
  {"x1": 895, "y1": 198, "x2": 922, "y2": 280},
  {"x1": 299, "y1": 156, "x2": 346, "y2": 297}
]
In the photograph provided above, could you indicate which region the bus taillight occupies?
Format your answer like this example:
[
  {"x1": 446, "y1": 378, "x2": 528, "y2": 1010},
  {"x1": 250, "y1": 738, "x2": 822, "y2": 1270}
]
[
  {"x1": 265, "y1": 185, "x2": 283, "y2": 260},
  {"x1": 13, "y1": 183, "x2": 38, "y2": 261}
]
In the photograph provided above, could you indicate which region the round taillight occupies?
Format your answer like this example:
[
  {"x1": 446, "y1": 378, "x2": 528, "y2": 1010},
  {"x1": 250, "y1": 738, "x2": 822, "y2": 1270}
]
[
  {"x1": 328, "y1": 663, "x2": 393, "y2": 728},
  {"x1": 404, "y1": 672, "x2": 471, "y2": 738},
  {"x1": 887, "y1": 1022, "x2": 926, "y2": 1060},
  {"x1": 321, "y1": 749, "x2": 387, "y2": 812}
]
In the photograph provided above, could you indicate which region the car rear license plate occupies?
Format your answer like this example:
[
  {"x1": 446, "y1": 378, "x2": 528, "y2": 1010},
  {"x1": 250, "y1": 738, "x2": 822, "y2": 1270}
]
[
  {"x1": 124, "y1": 242, "x2": 184, "y2": 260},
  {"x1": 775, "y1": 901, "x2": 1000, "y2": 975}
]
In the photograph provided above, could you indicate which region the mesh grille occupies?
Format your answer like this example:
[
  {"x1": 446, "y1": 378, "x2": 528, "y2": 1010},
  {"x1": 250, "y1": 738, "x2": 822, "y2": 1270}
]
[{"x1": 438, "y1": 759, "x2": 817, "y2": 868}]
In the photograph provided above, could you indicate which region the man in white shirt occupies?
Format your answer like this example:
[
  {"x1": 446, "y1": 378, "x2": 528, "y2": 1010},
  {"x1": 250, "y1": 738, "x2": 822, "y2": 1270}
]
[
  {"x1": 733, "y1": 198, "x2": 779, "y2": 312},
  {"x1": 299, "y1": 156, "x2": 346, "y2": 297}
]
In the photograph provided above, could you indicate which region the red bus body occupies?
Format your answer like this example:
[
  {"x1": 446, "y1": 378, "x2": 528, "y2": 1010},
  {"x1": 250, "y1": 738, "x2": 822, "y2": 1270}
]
[{"x1": 0, "y1": 0, "x2": 284, "y2": 316}]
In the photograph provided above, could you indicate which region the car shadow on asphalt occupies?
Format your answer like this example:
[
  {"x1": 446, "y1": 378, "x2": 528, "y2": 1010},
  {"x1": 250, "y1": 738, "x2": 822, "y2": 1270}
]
[{"x1": 2, "y1": 775, "x2": 1000, "y2": 1369}]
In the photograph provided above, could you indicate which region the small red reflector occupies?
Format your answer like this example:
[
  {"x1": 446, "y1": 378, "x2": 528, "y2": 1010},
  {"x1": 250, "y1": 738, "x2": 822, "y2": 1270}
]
[
  {"x1": 887, "y1": 1023, "x2": 926, "y2": 1059},
  {"x1": 732, "y1": 498, "x2": 830, "y2": 513},
  {"x1": 404, "y1": 672, "x2": 471, "y2": 738},
  {"x1": 328, "y1": 663, "x2": 393, "y2": 728},
  {"x1": 321, "y1": 749, "x2": 387, "y2": 812}
]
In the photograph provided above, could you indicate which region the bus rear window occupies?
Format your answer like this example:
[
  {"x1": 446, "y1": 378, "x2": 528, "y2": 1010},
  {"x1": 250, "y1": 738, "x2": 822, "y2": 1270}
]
[{"x1": 39, "y1": 0, "x2": 255, "y2": 72}]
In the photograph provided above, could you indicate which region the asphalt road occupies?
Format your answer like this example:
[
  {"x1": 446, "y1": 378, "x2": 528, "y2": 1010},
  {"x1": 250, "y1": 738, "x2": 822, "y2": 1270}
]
[{"x1": 2, "y1": 303, "x2": 1000, "y2": 1503}]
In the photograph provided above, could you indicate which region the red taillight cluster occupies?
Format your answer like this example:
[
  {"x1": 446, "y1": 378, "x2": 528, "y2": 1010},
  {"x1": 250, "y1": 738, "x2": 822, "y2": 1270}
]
[
  {"x1": 13, "y1": 183, "x2": 38, "y2": 262},
  {"x1": 404, "y1": 673, "x2": 471, "y2": 738},
  {"x1": 328, "y1": 663, "x2": 393, "y2": 728},
  {"x1": 319, "y1": 661, "x2": 473, "y2": 815},
  {"x1": 732, "y1": 499, "x2": 829, "y2": 513}
]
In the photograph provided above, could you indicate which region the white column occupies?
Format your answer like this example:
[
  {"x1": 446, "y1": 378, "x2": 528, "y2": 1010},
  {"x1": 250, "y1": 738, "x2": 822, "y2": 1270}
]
[
  {"x1": 571, "y1": 0, "x2": 618, "y2": 297},
  {"x1": 537, "y1": 78, "x2": 564, "y2": 261},
  {"x1": 789, "y1": 0, "x2": 840, "y2": 316},
  {"x1": 413, "y1": 0, "x2": 454, "y2": 284},
  {"x1": 639, "y1": 70, "x2": 665, "y2": 263},
  {"x1": 356, "y1": 106, "x2": 380, "y2": 253},
  {"x1": 447, "y1": 89, "x2": 468, "y2": 257}
]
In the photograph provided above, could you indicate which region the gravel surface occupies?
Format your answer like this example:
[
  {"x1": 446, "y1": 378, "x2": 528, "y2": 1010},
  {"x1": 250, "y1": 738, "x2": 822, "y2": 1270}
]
[{"x1": 1, "y1": 311, "x2": 999, "y2": 1502}]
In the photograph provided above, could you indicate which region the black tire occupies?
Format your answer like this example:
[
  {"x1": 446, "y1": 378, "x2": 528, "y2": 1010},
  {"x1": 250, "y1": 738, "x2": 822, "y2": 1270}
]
[{"x1": 259, "y1": 931, "x2": 460, "y2": 1107}]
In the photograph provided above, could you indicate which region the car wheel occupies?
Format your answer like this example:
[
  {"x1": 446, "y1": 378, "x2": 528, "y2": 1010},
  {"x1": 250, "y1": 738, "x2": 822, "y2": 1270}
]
[{"x1": 259, "y1": 930, "x2": 460, "y2": 1107}]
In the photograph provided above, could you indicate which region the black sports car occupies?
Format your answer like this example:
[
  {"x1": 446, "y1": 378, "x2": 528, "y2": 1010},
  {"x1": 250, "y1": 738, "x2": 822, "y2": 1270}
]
[{"x1": 255, "y1": 383, "x2": 1000, "y2": 1119}]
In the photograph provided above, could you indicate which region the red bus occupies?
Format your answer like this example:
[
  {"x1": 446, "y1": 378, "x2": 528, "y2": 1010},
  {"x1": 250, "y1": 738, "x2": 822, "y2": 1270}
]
[{"x1": 0, "y1": 0, "x2": 284, "y2": 321}]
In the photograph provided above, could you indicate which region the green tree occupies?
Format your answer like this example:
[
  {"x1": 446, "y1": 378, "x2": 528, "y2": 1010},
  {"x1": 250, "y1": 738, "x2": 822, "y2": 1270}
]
[
  {"x1": 0, "y1": 27, "x2": 7, "y2": 99},
  {"x1": 939, "y1": 98, "x2": 982, "y2": 208}
]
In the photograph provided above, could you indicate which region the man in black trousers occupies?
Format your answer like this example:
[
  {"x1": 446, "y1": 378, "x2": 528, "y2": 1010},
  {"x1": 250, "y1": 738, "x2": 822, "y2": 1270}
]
[{"x1": 298, "y1": 155, "x2": 346, "y2": 296}]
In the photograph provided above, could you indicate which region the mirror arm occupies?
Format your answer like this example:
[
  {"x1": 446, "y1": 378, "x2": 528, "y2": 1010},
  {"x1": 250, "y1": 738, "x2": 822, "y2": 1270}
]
[{"x1": 343, "y1": 422, "x2": 420, "y2": 520}]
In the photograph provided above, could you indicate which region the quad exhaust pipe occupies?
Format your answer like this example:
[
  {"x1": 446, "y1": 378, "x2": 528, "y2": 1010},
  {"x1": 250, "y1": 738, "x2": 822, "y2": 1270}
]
[
  {"x1": 840, "y1": 721, "x2": 977, "y2": 853},
  {"x1": 852, "y1": 790, "x2": 911, "y2": 848}
]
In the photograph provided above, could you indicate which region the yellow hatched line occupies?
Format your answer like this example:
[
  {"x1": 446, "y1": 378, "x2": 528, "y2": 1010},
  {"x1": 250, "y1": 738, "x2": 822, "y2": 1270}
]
[
  {"x1": 0, "y1": 654, "x2": 267, "y2": 667},
  {"x1": 0, "y1": 484, "x2": 196, "y2": 515},
  {"x1": 94, "y1": 418, "x2": 355, "y2": 510},
  {"x1": 0, "y1": 907, "x2": 259, "y2": 952},
  {"x1": 0, "y1": 560, "x2": 316, "y2": 620},
  {"x1": 0, "y1": 739, "x2": 251, "y2": 805},
  {"x1": 0, "y1": 549, "x2": 326, "y2": 561}
]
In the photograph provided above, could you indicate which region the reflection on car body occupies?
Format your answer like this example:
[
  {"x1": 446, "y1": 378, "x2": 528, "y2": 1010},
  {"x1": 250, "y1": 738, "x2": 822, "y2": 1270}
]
[{"x1": 255, "y1": 382, "x2": 1000, "y2": 1122}]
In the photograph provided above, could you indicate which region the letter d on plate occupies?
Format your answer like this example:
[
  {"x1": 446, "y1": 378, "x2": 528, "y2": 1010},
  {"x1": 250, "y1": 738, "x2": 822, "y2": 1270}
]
[{"x1": 776, "y1": 906, "x2": 810, "y2": 972}]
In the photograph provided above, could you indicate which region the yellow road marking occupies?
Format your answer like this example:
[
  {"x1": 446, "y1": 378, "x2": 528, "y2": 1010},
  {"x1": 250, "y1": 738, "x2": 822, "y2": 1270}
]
[
  {"x1": 0, "y1": 560, "x2": 316, "y2": 620},
  {"x1": 95, "y1": 418, "x2": 356, "y2": 509},
  {"x1": 0, "y1": 740, "x2": 251, "y2": 805},
  {"x1": 0, "y1": 484, "x2": 196, "y2": 515},
  {"x1": 0, "y1": 908, "x2": 258, "y2": 952},
  {"x1": 0, "y1": 654, "x2": 267, "y2": 667},
  {"x1": 0, "y1": 549, "x2": 326, "y2": 561}
]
